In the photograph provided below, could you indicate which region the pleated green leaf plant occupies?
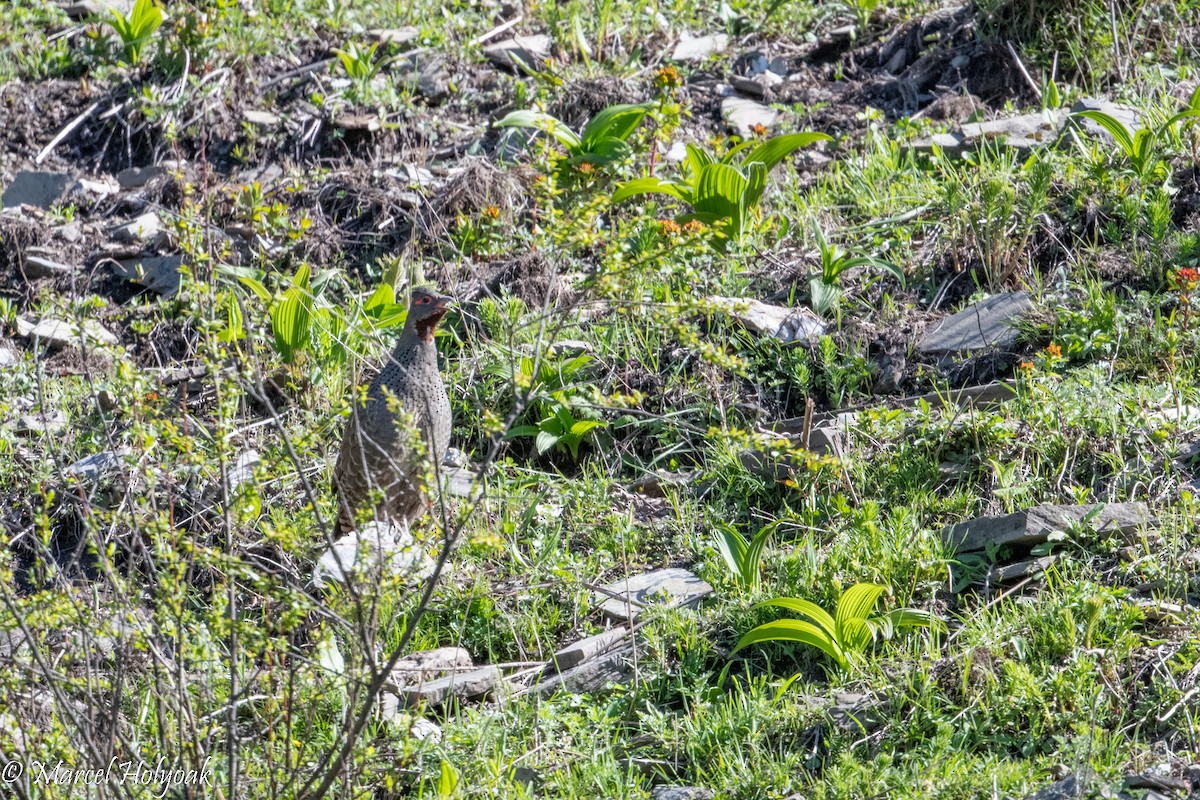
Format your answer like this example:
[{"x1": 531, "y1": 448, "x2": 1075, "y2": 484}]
[{"x1": 730, "y1": 583, "x2": 943, "y2": 675}]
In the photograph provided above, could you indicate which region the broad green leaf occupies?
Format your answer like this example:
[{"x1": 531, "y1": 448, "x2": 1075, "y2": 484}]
[
  {"x1": 835, "y1": 583, "x2": 886, "y2": 639},
  {"x1": 693, "y1": 163, "x2": 747, "y2": 221},
  {"x1": 568, "y1": 419, "x2": 603, "y2": 436},
  {"x1": 506, "y1": 425, "x2": 541, "y2": 439},
  {"x1": 271, "y1": 264, "x2": 313, "y2": 362},
  {"x1": 363, "y1": 281, "x2": 394, "y2": 311},
  {"x1": 879, "y1": 608, "x2": 944, "y2": 634},
  {"x1": 809, "y1": 277, "x2": 842, "y2": 317},
  {"x1": 684, "y1": 144, "x2": 716, "y2": 178},
  {"x1": 741, "y1": 161, "x2": 769, "y2": 217},
  {"x1": 1073, "y1": 110, "x2": 1137, "y2": 158},
  {"x1": 580, "y1": 102, "x2": 653, "y2": 151},
  {"x1": 237, "y1": 275, "x2": 272, "y2": 304},
  {"x1": 731, "y1": 620, "x2": 847, "y2": 670},
  {"x1": 736, "y1": 132, "x2": 831, "y2": 171},
  {"x1": 758, "y1": 597, "x2": 837, "y2": 640},
  {"x1": 572, "y1": 137, "x2": 631, "y2": 165},
  {"x1": 839, "y1": 617, "x2": 875, "y2": 652},
  {"x1": 493, "y1": 109, "x2": 583, "y2": 151},
  {"x1": 715, "y1": 525, "x2": 750, "y2": 582},
  {"x1": 611, "y1": 176, "x2": 689, "y2": 204},
  {"x1": 743, "y1": 524, "x2": 773, "y2": 589},
  {"x1": 535, "y1": 430, "x2": 559, "y2": 454}
]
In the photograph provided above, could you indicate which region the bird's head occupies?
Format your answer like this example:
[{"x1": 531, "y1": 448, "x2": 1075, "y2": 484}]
[{"x1": 408, "y1": 287, "x2": 453, "y2": 342}]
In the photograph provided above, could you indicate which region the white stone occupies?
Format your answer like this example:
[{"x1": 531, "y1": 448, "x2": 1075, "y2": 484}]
[
  {"x1": 721, "y1": 96, "x2": 778, "y2": 137},
  {"x1": 313, "y1": 521, "x2": 435, "y2": 587},
  {"x1": 672, "y1": 33, "x2": 727, "y2": 62},
  {"x1": 709, "y1": 296, "x2": 825, "y2": 343}
]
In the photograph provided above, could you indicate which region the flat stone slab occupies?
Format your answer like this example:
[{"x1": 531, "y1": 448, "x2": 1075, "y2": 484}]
[
  {"x1": 534, "y1": 646, "x2": 634, "y2": 696},
  {"x1": 443, "y1": 467, "x2": 480, "y2": 499},
  {"x1": 312, "y1": 521, "x2": 434, "y2": 587},
  {"x1": 394, "y1": 665, "x2": 500, "y2": 708},
  {"x1": 18, "y1": 317, "x2": 118, "y2": 347},
  {"x1": 709, "y1": 296, "x2": 824, "y2": 343},
  {"x1": 65, "y1": 448, "x2": 130, "y2": 480},
  {"x1": 550, "y1": 627, "x2": 628, "y2": 672},
  {"x1": 942, "y1": 502, "x2": 1155, "y2": 554},
  {"x1": 1068, "y1": 98, "x2": 1143, "y2": 140},
  {"x1": 653, "y1": 788, "x2": 716, "y2": 800},
  {"x1": 110, "y1": 211, "x2": 162, "y2": 243},
  {"x1": 919, "y1": 292, "x2": 1032, "y2": 356},
  {"x1": 911, "y1": 111, "x2": 1067, "y2": 157},
  {"x1": 15, "y1": 411, "x2": 68, "y2": 436},
  {"x1": 388, "y1": 647, "x2": 474, "y2": 687},
  {"x1": 596, "y1": 567, "x2": 713, "y2": 621},
  {"x1": 672, "y1": 33, "x2": 727, "y2": 62},
  {"x1": 111, "y1": 255, "x2": 185, "y2": 297},
  {"x1": 3, "y1": 170, "x2": 74, "y2": 210},
  {"x1": 484, "y1": 35, "x2": 551, "y2": 71},
  {"x1": 116, "y1": 165, "x2": 166, "y2": 189},
  {"x1": 721, "y1": 96, "x2": 778, "y2": 137}
]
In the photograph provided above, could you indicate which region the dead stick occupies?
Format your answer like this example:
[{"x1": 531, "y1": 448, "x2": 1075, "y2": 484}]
[
  {"x1": 35, "y1": 101, "x2": 100, "y2": 164},
  {"x1": 1005, "y1": 41, "x2": 1042, "y2": 103}
]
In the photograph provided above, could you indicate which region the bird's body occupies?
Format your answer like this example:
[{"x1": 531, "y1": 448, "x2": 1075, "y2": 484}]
[{"x1": 333, "y1": 289, "x2": 452, "y2": 537}]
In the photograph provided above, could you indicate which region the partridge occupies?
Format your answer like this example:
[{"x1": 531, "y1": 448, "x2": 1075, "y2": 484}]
[{"x1": 332, "y1": 287, "x2": 453, "y2": 536}]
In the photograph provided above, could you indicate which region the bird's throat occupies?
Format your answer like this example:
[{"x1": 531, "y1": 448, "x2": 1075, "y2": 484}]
[{"x1": 416, "y1": 310, "x2": 447, "y2": 343}]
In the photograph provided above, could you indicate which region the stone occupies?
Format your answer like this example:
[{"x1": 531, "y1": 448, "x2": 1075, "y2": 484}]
[
  {"x1": 313, "y1": 520, "x2": 435, "y2": 587},
  {"x1": 56, "y1": 222, "x2": 83, "y2": 243},
  {"x1": 72, "y1": 175, "x2": 120, "y2": 198},
  {"x1": 116, "y1": 165, "x2": 166, "y2": 189},
  {"x1": 366, "y1": 27, "x2": 419, "y2": 44},
  {"x1": 57, "y1": 0, "x2": 132, "y2": 18},
  {"x1": 596, "y1": 567, "x2": 713, "y2": 621},
  {"x1": 110, "y1": 212, "x2": 162, "y2": 244},
  {"x1": 392, "y1": 53, "x2": 451, "y2": 101},
  {"x1": 653, "y1": 788, "x2": 716, "y2": 800},
  {"x1": 551, "y1": 627, "x2": 628, "y2": 672},
  {"x1": 0, "y1": 342, "x2": 18, "y2": 367},
  {"x1": 376, "y1": 702, "x2": 442, "y2": 741},
  {"x1": 709, "y1": 296, "x2": 824, "y2": 344},
  {"x1": 671, "y1": 32, "x2": 727, "y2": 62},
  {"x1": 393, "y1": 665, "x2": 501, "y2": 708},
  {"x1": 991, "y1": 555, "x2": 1055, "y2": 582},
  {"x1": 721, "y1": 96, "x2": 778, "y2": 137},
  {"x1": 111, "y1": 255, "x2": 185, "y2": 297},
  {"x1": 243, "y1": 109, "x2": 281, "y2": 127},
  {"x1": 900, "y1": 381, "x2": 1018, "y2": 412},
  {"x1": 828, "y1": 691, "x2": 890, "y2": 734},
  {"x1": 910, "y1": 111, "x2": 1067, "y2": 157},
  {"x1": 1122, "y1": 772, "x2": 1191, "y2": 794},
  {"x1": 444, "y1": 467, "x2": 480, "y2": 499},
  {"x1": 15, "y1": 411, "x2": 68, "y2": 436},
  {"x1": 1020, "y1": 772, "x2": 1088, "y2": 800},
  {"x1": 2, "y1": 170, "x2": 74, "y2": 210},
  {"x1": 485, "y1": 35, "x2": 552, "y2": 71},
  {"x1": 628, "y1": 471, "x2": 697, "y2": 498},
  {"x1": 918, "y1": 292, "x2": 1033, "y2": 356},
  {"x1": 226, "y1": 449, "x2": 260, "y2": 492},
  {"x1": 388, "y1": 647, "x2": 475, "y2": 687},
  {"x1": 21, "y1": 317, "x2": 118, "y2": 348},
  {"x1": 730, "y1": 72, "x2": 784, "y2": 98},
  {"x1": 942, "y1": 503, "x2": 1155, "y2": 554},
  {"x1": 23, "y1": 253, "x2": 73, "y2": 279},
  {"x1": 534, "y1": 646, "x2": 635, "y2": 696},
  {"x1": 65, "y1": 448, "x2": 130, "y2": 481}
]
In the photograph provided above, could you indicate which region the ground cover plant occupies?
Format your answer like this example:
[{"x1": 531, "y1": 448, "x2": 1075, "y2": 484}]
[{"x1": 1, "y1": 0, "x2": 1200, "y2": 798}]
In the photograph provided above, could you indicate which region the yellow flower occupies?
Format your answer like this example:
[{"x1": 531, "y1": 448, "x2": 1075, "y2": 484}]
[
  {"x1": 482, "y1": 205, "x2": 500, "y2": 219},
  {"x1": 1044, "y1": 343, "x2": 1062, "y2": 359},
  {"x1": 653, "y1": 65, "x2": 681, "y2": 90},
  {"x1": 659, "y1": 219, "x2": 682, "y2": 236}
]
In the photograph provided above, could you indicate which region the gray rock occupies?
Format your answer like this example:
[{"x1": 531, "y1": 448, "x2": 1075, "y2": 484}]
[
  {"x1": 116, "y1": 165, "x2": 166, "y2": 189},
  {"x1": 653, "y1": 788, "x2": 716, "y2": 800},
  {"x1": 57, "y1": 0, "x2": 132, "y2": 18},
  {"x1": 226, "y1": 449, "x2": 260, "y2": 492},
  {"x1": 23, "y1": 253, "x2": 73, "y2": 279},
  {"x1": 828, "y1": 691, "x2": 890, "y2": 734},
  {"x1": 911, "y1": 111, "x2": 1067, "y2": 157},
  {"x1": 392, "y1": 53, "x2": 451, "y2": 101},
  {"x1": 394, "y1": 665, "x2": 501, "y2": 708},
  {"x1": 313, "y1": 521, "x2": 434, "y2": 587},
  {"x1": 15, "y1": 411, "x2": 68, "y2": 436},
  {"x1": 65, "y1": 448, "x2": 130, "y2": 481},
  {"x1": 56, "y1": 222, "x2": 83, "y2": 243},
  {"x1": 534, "y1": 646, "x2": 634, "y2": 696},
  {"x1": 918, "y1": 292, "x2": 1032, "y2": 356},
  {"x1": 551, "y1": 627, "x2": 628, "y2": 672},
  {"x1": 110, "y1": 211, "x2": 162, "y2": 244},
  {"x1": 2, "y1": 170, "x2": 74, "y2": 210},
  {"x1": 443, "y1": 467, "x2": 480, "y2": 499},
  {"x1": 942, "y1": 503, "x2": 1155, "y2": 554},
  {"x1": 730, "y1": 72, "x2": 783, "y2": 97},
  {"x1": 366, "y1": 27, "x2": 419, "y2": 44},
  {"x1": 0, "y1": 342, "x2": 18, "y2": 367},
  {"x1": 596, "y1": 567, "x2": 713, "y2": 621},
  {"x1": 388, "y1": 647, "x2": 475, "y2": 687},
  {"x1": 991, "y1": 555, "x2": 1055, "y2": 582},
  {"x1": 19, "y1": 317, "x2": 118, "y2": 347},
  {"x1": 1021, "y1": 773, "x2": 1087, "y2": 800},
  {"x1": 671, "y1": 32, "x2": 728, "y2": 62},
  {"x1": 709, "y1": 296, "x2": 824, "y2": 343},
  {"x1": 0, "y1": 629, "x2": 32, "y2": 662},
  {"x1": 72, "y1": 175, "x2": 119, "y2": 198},
  {"x1": 721, "y1": 96, "x2": 778, "y2": 137},
  {"x1": 376, "y1": 701, "x2": 442, "y2": 740},
  {"x1": 243, "y1": 109, "x2": 281, "y2": 127},
  {"x1": 485, "y1": 35, "x2": 552, "y2": 71},
  {"x1": 111, "y1": 255, "x2": 185, "y2": 297}
]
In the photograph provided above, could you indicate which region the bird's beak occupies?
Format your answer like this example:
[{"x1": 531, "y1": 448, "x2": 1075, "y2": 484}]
[{"x1": 431, "y1": 294, "x2": 453, "y2": 312}]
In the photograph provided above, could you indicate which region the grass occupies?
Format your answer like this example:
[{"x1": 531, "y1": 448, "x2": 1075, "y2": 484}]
[{"x1": 1, "y1": 0, "x2": 1200, "y2": 798}]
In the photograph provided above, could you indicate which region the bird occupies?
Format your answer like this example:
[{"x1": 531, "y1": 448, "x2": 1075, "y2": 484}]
[{"x1": 332, "y1": 287, "x2": 453, "y2": 537}]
